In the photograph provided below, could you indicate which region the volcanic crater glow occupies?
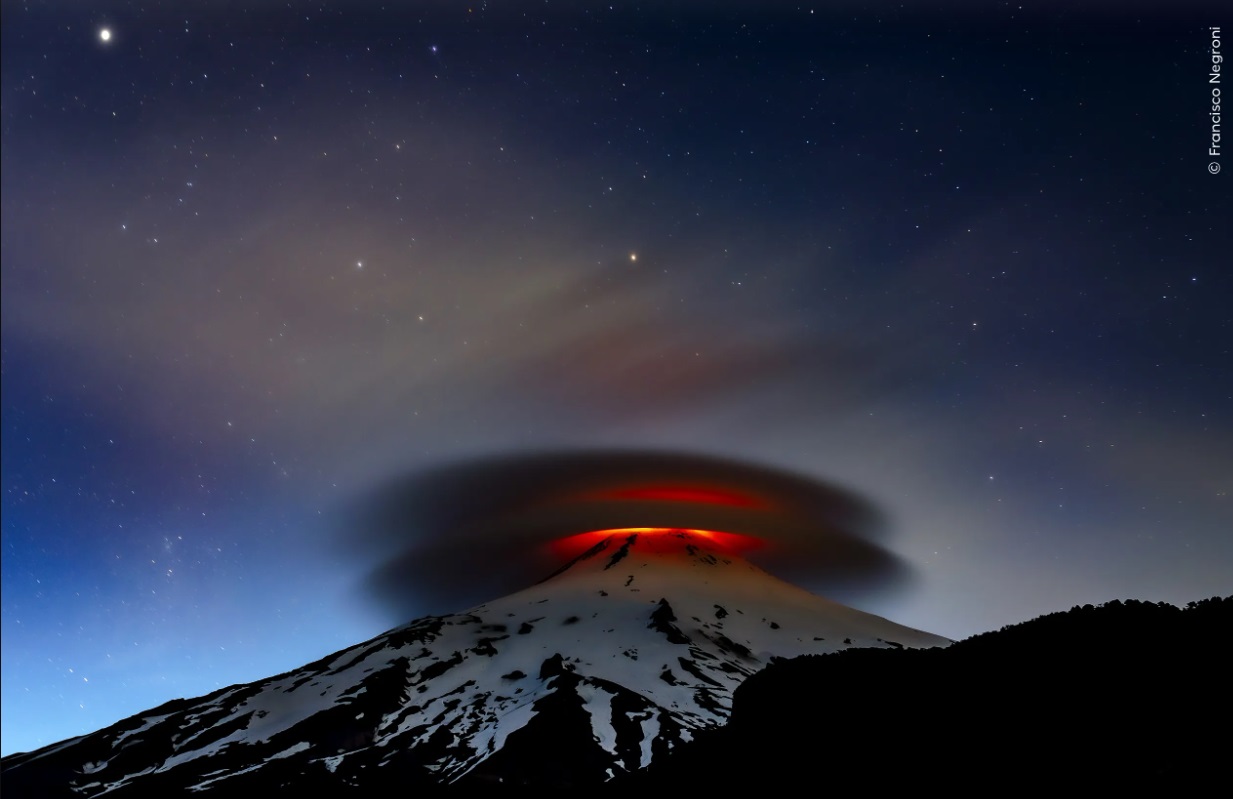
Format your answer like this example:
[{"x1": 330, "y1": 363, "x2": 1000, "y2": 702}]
[{"x1": 548, "y1": 527, "x2": 764, "y2": 561}]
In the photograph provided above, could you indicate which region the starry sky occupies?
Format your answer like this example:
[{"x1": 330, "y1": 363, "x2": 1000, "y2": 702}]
[{"x1": 2, "y1": 1, "x2": 1229, "y2": 756}]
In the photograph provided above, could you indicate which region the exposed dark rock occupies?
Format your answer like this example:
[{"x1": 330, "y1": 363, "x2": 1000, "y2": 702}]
[
  {"x1": 648, "y1": 599, "x2": 691, "y2": 644},
  {"x1": 676, "y1": 657, "x2": 723, "y2": 688},
  {"x1": 604, "y1": 534, "x2": 638, "y2": 569}
]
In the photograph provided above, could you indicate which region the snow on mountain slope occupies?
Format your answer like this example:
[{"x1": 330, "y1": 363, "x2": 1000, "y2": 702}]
[{"x1": 1, "y1": 529, "x2": 948, "y2": 794}]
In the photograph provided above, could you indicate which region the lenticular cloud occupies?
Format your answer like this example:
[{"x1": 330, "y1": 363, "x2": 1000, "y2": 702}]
[{"x1": 342, "y1": 449, "x2": 913, "y2": 621}]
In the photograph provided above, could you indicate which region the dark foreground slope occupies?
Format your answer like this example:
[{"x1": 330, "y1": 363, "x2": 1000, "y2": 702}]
[
  {"x1": 6, "y1": 596, "x2": 1227, "y2": 796},
  {"x1": 621, "y1": 596, "x2": 1231, "y2": 793}
]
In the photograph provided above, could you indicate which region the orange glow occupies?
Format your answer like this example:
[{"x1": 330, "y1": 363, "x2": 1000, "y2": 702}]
[
  {"x1": 581, "y1": 484, "x2": 768, "y2": 509},
  {"x1": 548, "y1": 527, "x2": 765, "y2": 561}
]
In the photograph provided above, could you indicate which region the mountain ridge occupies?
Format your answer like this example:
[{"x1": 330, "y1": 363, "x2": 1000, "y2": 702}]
[{"x1": 2, "y1": 529, "x2": 946, "y2": 795}]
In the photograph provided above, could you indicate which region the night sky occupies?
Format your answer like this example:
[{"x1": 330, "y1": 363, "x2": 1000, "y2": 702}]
[{"x1": 2, "y1": 1, "x2": 1229, "y2": 756}]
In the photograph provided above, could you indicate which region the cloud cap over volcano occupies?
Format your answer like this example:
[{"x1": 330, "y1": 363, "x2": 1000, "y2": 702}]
[{"x1": 343, "y1": 450, "x2": 914, "y2": 621}]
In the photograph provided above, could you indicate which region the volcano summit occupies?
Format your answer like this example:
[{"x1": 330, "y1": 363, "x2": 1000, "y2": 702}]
[{"x1": 1, "y1": 528, "x2": 947, "y2": 794}]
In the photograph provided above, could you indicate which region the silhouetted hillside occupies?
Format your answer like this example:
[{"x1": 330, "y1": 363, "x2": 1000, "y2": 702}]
[
  {"x1": 8, "y1": 596, "x2": 1226, "y2": 796},
  {"x1": 624, "y1": 597, "x2": 1230, "y2": 792}
]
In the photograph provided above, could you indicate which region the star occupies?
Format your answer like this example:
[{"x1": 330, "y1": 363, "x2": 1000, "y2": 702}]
[{"x1": 99, "y1": 28, "x2": 112, "y2": 43}]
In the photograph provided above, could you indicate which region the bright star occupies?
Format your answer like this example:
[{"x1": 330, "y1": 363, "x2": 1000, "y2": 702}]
[{"x1": 99, "y1": 28, "x2": 112, "y2": 42}]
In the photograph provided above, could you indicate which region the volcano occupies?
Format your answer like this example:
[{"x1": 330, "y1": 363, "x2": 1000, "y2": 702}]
[{"x1": 2, "y1": 528, "x2": 948, "y2": 795}]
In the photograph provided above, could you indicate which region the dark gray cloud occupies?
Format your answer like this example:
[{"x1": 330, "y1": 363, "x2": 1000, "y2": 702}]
[{"x1": 341, "y1": 449, "x2": 912, "y2": 621}]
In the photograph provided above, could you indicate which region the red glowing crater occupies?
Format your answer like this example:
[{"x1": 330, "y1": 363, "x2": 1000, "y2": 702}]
[{"x1": 548, "y1": 527, "x2": 765, "y2": 562}]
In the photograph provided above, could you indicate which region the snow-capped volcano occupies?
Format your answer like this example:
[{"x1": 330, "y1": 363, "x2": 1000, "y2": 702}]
[{"x1": 2, "y1": 529, "x2": 948, "y2": 794}]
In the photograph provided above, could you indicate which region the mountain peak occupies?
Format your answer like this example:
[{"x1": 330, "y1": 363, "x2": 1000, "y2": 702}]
[
  {"x1": 2, "y1": 527, "x2": 947, "y2": 794},
  {"x1": 534, "y1": 527, "x2": 750, "y2": 585}
]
